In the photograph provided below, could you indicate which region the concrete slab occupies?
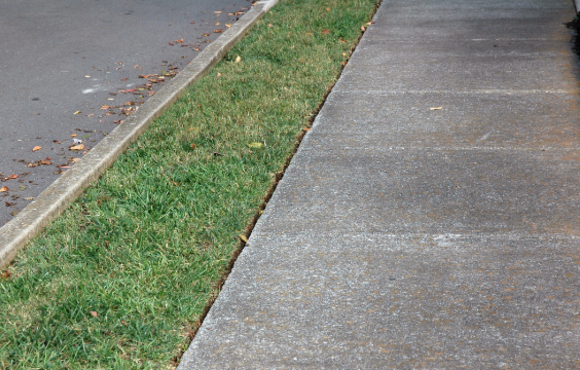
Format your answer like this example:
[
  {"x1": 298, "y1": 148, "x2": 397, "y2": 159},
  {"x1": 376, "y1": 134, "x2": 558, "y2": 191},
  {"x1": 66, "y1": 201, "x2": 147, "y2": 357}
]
[
  {"x1": 181, "y1": 233, "x2": 580, "y2": 369},
  {"x1": 178, "y1": 0, "x2": 580, "y2": 368},
  {"x1": 306, "y1": 92, "x2": 580, "y2": 149},
  {"x1": 255, "y1": 149, "x2": 580, "y2": 235}
]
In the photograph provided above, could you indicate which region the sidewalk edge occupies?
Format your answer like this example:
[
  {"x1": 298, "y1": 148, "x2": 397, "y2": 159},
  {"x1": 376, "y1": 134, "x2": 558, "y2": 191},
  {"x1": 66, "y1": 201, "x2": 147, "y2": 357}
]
[{"x1": 0, "y1": 0, "x2": 279, "y2": 269}]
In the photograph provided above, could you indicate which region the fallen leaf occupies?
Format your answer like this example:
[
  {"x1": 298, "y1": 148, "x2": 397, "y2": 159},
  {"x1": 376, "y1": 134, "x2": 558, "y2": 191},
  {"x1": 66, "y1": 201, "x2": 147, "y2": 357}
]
[
  {"x1": 90, "y1": 311, "x2": 98, "y2": 317},
  {"x1": 215, "y1": 22, "x2": 220, "y2": 25},
  {"x1": 203, "y1": 33, "x2": 210, "y2": 37},
  {"x1": 87, "y1": 113, "x2": 95, "y2": 117},
  {"x1": 19, "y1": 185, "x2": 26, "y2": 191},
  {"x1": 190, "y1": 21, "x2": 195, "y2": 24},
  {"x1": 174, "y1": 38, "x2": 184, "y2": 43},
  {"x1": 84, "y1": 75, "x2": 90, "y2": 78},
  {"x1": 69, "y1": 144, "x2": 85, "y2": 151},
  {"x1": 303, "y1": 128, "x2": 311, "y2": 131},
  {"x1": 216, "y1": 73, "x2": 222, "y2": 79},
  {"x1": 32, "y1": 146, "x2": 42, "y2": 152},
  {"x1": 6, "y1": 174, "x2": 18, "y2": 180},
  {"x1": 214, "y1": 10, "x2": 221, "y2": 14},
  {"x1": 190, "y1": 143, "x2": 195, "y2": 149},
  {"x1": 0, "y1": 186, "x2": 8, "y2": 192},
  {"x1": 225, "y1": 23, "x2": 231, "y2": 28},
  {"x1": 268, "y1": 23, "x2": 273, "y2": 27},
  {"x1": 40, "y1": 160, "x2": 52, "y2": 165},
  {"x1": 100, "y1": 105, "x2": 112, "y2": 110},
  {"x1": 235, "y1": 56, "x2": 241, "y2": 63},
  {"x1": 169, "y1": 42, "x2": 174, "y2": 46},
  {"x1": 5, "y1": 201, "x2": 16, "y2": 207},
  {"x1": 239, "y1": 234, "x2": 248, "y2": 242},
  {"x1": 1, "y1": 270, "x2": 10, "y2": 279},
  {"x1": 247, "y1": 142, "x2": 264, "y2": 149},
  {"x1": 430, "y1": 106, "x2": 443, "y2": 111},
  {"x1": 134, "y1": 65, "x2": 140, "y2": 68},
  {"x1": 70, "y1": 134, "x2": 77, "y2": 137},
  {"x1": 361, "y1": 25, "x2": 366, "y2": 31},
  {"x1": 10, "y1": 210, "x2": 18, "y2": 216},
  {"x1": 24, "y1": 197, "x2": 34, "y2": 201},
  {"x1": 71, "y1": 158, "x2": 81, "y2": 163},
  {"x1": 53, "y1": 140, "x2": 62, "y2": 144},
  {"x1": 327, "y1": 7, "x2": 331, "y2": 11},
  {"x1": 322, "y1": 30, "x2": 329, "y2": 34},
  {"x1": 73, "y1": 111, "x2": 82, "y2": 115},
  {"x1": 121, "y1": 320, "x2": 129, "y2": 326},
  {"x1": 214, "y1": 29, "x2": 223, "y2": 33},
  {"x1": 339, "y1": 38, "x2": 347, "y2": 43}
]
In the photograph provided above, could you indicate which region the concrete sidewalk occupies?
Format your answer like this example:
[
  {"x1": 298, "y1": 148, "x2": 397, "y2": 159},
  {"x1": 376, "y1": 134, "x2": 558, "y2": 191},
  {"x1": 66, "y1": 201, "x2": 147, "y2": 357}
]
[{"x1": 178, "y1": 0, "x2": 580, "y2": 368}]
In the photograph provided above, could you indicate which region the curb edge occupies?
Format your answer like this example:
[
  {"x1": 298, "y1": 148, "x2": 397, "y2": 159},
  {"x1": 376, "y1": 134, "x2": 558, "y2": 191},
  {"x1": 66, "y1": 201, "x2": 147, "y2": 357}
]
[{"x1": 0, "y1": 0, "x2": 280, "y2": 269}]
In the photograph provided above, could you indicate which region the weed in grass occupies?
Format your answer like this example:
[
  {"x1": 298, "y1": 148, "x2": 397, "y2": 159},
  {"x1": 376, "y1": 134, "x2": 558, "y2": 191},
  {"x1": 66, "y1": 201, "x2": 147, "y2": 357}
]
[{"x1": 0, "y1": 0, "x2": 380, "y2": 368}]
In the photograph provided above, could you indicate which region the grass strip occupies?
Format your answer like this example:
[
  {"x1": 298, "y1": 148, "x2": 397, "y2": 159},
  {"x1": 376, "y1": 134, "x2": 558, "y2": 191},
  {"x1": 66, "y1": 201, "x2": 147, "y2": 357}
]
[{"x1": 0, "y1": 0, "x2": 379, "y2": 368}]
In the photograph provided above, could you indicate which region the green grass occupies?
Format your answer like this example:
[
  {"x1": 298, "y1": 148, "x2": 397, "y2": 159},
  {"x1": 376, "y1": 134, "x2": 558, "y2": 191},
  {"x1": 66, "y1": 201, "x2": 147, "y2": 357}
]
[{"x1": 0, "y1": 0, "x2": 379, "y2": 368}]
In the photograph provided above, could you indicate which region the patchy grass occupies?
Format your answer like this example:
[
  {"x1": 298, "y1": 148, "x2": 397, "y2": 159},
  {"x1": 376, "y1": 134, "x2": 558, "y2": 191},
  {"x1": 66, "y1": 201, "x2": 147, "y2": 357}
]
[{"x1": 0, "y1": 0, "x2": 379, "y2": 368}]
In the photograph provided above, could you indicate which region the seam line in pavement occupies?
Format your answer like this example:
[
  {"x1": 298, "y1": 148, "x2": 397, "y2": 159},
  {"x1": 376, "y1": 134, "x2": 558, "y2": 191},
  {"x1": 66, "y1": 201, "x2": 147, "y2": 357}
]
[
  {"x1": 0, "y1": 0, "x2": 280, "y2": 269},
  {"x1": 337, "y1": 89, "x2": 579, "y2": 95}
]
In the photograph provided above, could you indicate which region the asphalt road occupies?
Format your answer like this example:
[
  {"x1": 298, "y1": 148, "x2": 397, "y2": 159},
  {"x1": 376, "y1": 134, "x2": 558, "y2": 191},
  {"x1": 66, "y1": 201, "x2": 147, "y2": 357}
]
[{"x1": 0, "y1": 0, "x2": 249, "y2": 226}]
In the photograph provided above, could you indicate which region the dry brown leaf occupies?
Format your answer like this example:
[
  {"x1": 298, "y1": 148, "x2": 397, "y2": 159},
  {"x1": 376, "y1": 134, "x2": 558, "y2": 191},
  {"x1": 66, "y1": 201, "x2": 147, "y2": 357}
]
[
  {"x1": 73, "y1": 111, "x2": 82, "y2": 115},
  {"x1": 430, "y1": 106, "x2": 443, "y2": 111},
  {"x1": 239, "y1": 234, "x2": 248, "y2": 242},
  {"x1": 70, "y1": 134, "x2": 77, "y2": 137},
  {"x1": 70, "y1": 144, "x2": 85, "y2": 151},
  {"x1": 0, "y1": 186, "x2": 8, "y2": 193},
  {"x1": 235, "y1": 56, "x2": 241, "y2": 63},
  {"x1": 32, "y1": 146, "x2": 42, "y2": 152},
  {"x1": 90, "y1": 311, "x2": 98, "y2": 317}
]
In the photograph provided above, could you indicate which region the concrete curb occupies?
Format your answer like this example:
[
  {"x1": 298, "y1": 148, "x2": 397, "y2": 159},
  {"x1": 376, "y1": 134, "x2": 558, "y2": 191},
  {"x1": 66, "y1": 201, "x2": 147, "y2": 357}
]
[{"x1": 0, "y1": 0, "x2": 279, "y2": 269}]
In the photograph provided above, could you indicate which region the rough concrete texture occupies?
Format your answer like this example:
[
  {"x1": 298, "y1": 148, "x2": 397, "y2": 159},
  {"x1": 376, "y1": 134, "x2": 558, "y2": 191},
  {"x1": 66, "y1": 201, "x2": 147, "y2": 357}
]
[
  {"x1": 0, "y1": 0, "x2": 279, "y2": 269},
  {"x1": 178, "y1": 0, "x2": 580, "y2": 368}
]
